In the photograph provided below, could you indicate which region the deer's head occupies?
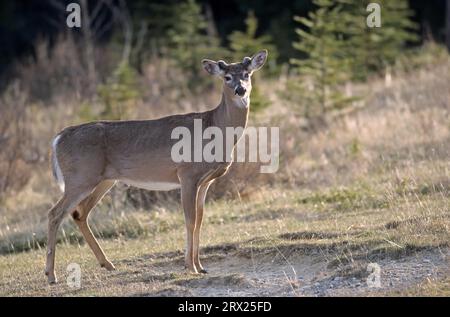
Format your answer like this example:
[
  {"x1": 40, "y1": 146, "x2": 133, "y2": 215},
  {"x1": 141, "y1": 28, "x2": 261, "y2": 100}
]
[{"x1": 202, "y1": 50, "x2": 268, "y2": 104}]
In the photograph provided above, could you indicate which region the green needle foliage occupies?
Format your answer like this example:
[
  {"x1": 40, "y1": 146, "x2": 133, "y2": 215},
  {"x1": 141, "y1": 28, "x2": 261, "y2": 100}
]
[
  {"x1": 167, "y1": 0, "x2": 223, "y2": 91},
  {"x1": 345, "y1": 0, "x2": 419, "y2": 81},
  {"x1": 228, "y1": 11, "x2": 278, "y2": 74},
  {"x1": 290, "y1": 0, "x2": 355, "y2": 118},
  {"x1": 98, "y1": 62, "x2": 141, "y2": 120},
  {"x1": 288, "y1": 0, "x2": 419, "y2": 118},
  {"x1": 228, "y1": 11, "x2": 278, "y2": 112}
]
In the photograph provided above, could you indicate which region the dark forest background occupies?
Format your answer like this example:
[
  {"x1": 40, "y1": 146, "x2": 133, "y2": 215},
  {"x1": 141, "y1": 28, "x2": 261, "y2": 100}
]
[{"x1": 0, "y1": 0, "x2": 449, "y2": 77}]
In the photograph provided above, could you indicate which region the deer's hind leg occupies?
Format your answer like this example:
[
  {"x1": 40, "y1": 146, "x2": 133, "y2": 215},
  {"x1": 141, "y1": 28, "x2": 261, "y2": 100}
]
[
  {"x1": 71, "y1": 180, "x2": 116, "y2": 271},
  {"x1": 45, "y1": 187, "x2": 93, "y2": 284}
]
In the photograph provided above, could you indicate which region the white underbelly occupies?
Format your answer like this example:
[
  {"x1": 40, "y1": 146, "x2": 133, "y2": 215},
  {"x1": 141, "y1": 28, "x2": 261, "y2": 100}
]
[{"x1": 120, "y1": 179, "x2": 181, "y2": 191}]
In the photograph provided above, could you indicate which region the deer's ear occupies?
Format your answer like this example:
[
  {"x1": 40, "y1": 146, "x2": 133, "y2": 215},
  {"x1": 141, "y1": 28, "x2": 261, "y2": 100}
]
[
  {"x1": 202, "y1": 59, "x2": 222, "y2": 75},
  {"x1": 249, "y1": 50, "x2": 268, "y2": 72}
]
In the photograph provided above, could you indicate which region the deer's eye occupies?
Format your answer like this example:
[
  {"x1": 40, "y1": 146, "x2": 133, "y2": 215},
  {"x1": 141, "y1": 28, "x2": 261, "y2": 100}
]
[
  {"x1": 224, "y1": 75, "x2": 232, "y2": 82},
  {"x1": 243, "y1": 73, "x2": 249, "y2": 80}
]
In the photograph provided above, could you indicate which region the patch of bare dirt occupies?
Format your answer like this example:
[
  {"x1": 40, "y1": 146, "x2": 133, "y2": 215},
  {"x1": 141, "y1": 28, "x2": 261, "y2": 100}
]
[{"x1": 119, "y1": 240, "x2": 449, "y2": 296}]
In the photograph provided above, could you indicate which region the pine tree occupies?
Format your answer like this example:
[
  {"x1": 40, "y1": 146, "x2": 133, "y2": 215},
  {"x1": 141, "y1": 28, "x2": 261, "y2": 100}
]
[
  {"x1": 348, "y1": 0, "x2": 418, "y2": 80},
  {"x1": 98, "y1": 62, "x2": 140, "y2": 120},
  {"x1": 288, "y1": 0, "x2": 418, "y2": 117},
  {"x1": 228, "y1": 11, "x2": 278, "y2": 112},
  {"x1": 290, "y1": 0, "x2": 354, "y2": 118},
  {"x1": 344, "y1": 0, "x2": 419, "y2": 81},
  {"x1": 167, "y1": 0, "x2": 223, "y2": 91},
  {"x1": 228, "y1": 11, "x2": 278, "y2": 73}
]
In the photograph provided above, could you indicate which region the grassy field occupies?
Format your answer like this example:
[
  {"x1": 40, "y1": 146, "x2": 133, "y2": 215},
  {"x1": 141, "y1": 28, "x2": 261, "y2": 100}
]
[
  {"x1": 0, "y1": 179, "x2": 448, "y2": 296},
  {"x1": 0, "y1": 51, "x2": 449, "y2": 296}
]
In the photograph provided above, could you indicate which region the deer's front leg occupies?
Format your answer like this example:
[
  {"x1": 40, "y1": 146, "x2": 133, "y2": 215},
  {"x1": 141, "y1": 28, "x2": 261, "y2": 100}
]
[
  {"x1": 193, "y1": 182, "x2": 211, "y2": 273},
  {"x1": 179, "y1": 175, "x2": 200, "y2": 274}
]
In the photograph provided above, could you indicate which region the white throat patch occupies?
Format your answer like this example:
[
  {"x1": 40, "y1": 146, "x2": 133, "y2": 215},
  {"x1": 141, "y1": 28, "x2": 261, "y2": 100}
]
[{"x1": 233, "y1": 95, "x2": 250, "y2": 109}]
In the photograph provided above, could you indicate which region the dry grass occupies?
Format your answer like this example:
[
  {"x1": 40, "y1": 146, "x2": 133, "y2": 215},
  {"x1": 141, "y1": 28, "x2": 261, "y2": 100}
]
[{"x1": 388, "y1": 278, "x2": 450, "y2": 297}]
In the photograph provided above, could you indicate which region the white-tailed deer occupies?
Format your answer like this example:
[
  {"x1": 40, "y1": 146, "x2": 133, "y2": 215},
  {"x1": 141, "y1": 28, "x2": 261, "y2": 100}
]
[{"x1": 45, "y1": 50, "x2": 268, "y2": 284}]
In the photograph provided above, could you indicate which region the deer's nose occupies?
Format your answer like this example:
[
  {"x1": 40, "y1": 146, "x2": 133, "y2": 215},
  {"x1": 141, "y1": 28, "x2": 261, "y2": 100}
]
[{"x1": 234, "y1": 86, "x2": 246, "y2": 97}]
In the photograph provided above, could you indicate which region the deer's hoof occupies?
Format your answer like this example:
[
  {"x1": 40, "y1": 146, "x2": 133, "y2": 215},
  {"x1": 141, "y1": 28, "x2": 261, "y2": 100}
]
[
  {"x1": 47, "y1": 275, "x2": 58, "y2": 285},
  {"x1": 184, "y1": 266, "x2": 199, "y2": 274},
  {"x1": 100, "y1": 261, "x2": 116, "y2": 271},
  {"x1": 45, "y1": 269, "x2": 58, "y2": 284}
]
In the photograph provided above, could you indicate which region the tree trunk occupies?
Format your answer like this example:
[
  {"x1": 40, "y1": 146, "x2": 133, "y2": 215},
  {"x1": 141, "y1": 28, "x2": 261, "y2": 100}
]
[{"x1": 80, "y1": 0, "x2": 98, "y2": 96}]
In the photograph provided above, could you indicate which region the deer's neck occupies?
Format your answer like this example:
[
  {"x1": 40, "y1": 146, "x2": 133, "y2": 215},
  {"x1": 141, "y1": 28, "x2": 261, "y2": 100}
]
[{"x1": 212, "y1": 89, "x2": 250, "y2": 134}]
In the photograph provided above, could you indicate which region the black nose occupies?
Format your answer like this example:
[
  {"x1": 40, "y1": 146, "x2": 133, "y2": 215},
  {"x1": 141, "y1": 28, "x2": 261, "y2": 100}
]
[{"x1": 235, "y1": 86, "x2": 246, "y2": 96}]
